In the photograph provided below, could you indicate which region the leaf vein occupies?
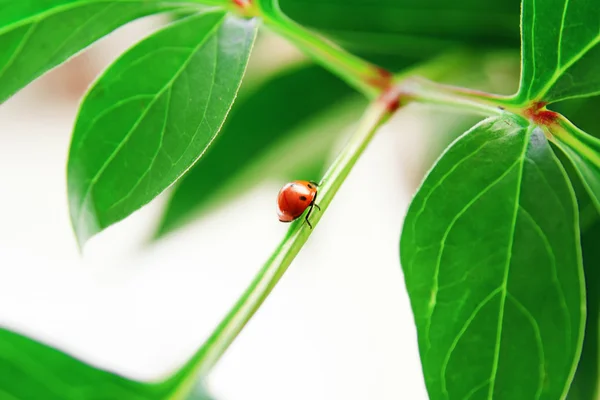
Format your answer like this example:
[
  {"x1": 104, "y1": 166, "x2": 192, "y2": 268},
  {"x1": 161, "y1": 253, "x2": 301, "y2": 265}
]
[
  {"x1": 440, "y1": 288, "x2": 502, "y2": 398},
  {"x1": 169, "y1": 36, "x2": 219, "y2": 168},
  {"x1": 519, "y1": 205, "x2": 571, "y2": 352},
  {"x1": 0, "y1": 0, "x2": 160, "y2": 36},
  {"x1": 41, "y1": 2, "x2": 117, "y2": 66},
  {"x1": 107, "y1": 86, "x2": 172, "y2": 211},
  {"x1": 0, "y1": 21, "x2": 38, "y2": 80},
  {"x1": 506, "y1": 291, "x2": 545, "y2": 400},
  {"x1": 556, "y1": 0, "x2": 570, "y2": 67}
]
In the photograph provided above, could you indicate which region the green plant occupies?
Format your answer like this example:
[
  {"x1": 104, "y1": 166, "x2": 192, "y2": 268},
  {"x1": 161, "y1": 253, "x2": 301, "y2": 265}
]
[{"x1": 1, "y1": 0, "x2": 599, "y2": 399}]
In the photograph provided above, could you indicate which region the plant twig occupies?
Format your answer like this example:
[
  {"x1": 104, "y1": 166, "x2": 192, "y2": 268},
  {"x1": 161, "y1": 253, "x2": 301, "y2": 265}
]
[
  {"x1": 399, "y1": 77, "x2": 508, "y2": 116},
  {"x1": 252, "y1": 0, "x2": 390, "y2": 99},
  {"x1": 165, "y1": 88, "x2": 401, "y2": 399}
]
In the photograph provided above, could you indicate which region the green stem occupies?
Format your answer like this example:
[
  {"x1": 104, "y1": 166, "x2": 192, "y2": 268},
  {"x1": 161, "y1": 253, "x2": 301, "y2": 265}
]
[
  {"x1": 166, "y1": 93, "x2": 396, "y2": 399},
  {"x1": 552, "y1": 116, "x2": 600, "y2": 164},
  {"x1": 399, "y1": 77, "x2": 512, "y2": 116},
  {"x1": 255, "y1": 1, "x2": 388, "y2": 99}
]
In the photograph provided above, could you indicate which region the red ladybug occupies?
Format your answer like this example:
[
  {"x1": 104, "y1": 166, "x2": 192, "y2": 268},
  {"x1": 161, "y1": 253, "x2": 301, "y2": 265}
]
[{"x1": 277, "y1": 180, "x2": 321, "y2": 228}]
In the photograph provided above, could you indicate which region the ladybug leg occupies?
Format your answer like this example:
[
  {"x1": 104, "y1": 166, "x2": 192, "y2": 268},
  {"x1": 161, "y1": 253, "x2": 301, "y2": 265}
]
[
  {"x1": 304, "y1": 192, "x2": 320, "y2": 229},
  {"x1": 305, "y1": 215, "x2": 313, "y2": 229},
  {"x1": 304, "y1": 203, "x2": 314, "y2": 229},
  {"x1": 309, "y1": 180, "x2": 320, "y2": 187}
]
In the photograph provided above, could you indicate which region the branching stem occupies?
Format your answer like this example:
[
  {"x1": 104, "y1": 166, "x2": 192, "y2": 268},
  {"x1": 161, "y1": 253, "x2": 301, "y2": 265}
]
[{"x1": 167, "y1": 2, "x2": 555, "y2": 396}]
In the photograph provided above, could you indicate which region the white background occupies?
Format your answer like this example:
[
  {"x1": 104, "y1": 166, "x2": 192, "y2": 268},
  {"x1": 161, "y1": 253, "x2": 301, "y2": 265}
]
[{"x1": 0, "y1": 17, "x2": 434, "y2": 400}]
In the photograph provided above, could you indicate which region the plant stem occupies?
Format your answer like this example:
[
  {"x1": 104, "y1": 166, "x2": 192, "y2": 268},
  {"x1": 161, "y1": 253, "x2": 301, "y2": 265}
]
[
  {"x1": 164, "y1": 68, "x2": 524, "y2": 399},
  {"x1": 166, "y1": 91, "x2": 398, "y2": 399},
  {"x1": 255, "y1": 1, "x2": 388, "y2": 99},
  {"x1": 550, "y1": 115, "x2": 600, "y2": 168},
  {"x1": 398, "y1": 77, "x2": 513, "y2": 116}
]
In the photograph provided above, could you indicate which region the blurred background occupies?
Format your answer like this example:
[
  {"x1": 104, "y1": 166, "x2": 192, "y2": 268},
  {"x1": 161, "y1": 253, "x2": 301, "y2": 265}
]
[{"x1": 0, "y1": 4, "x2": 524, "y2": 399}]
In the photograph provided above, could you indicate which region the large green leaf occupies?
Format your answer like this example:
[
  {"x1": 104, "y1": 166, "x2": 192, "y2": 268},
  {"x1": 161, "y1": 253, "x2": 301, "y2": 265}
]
[
  {"x1": 67, "y1": 11, "x2": 257, "y2": 246},
  {"x1": 551, "y1": 115, "x2": 600, "y2": 214},
  {"x1": 279, "y1": 0, "x2": 520, "y2": 65},
  {"x1": 567, "y1": 220, "x2": 600, "y2": 400},
  {"x1": 516, "y1": 0, "x2": 600, "y2": 103},
  {"x1": 0, "y1": 0, "x2": 197, "y2": 103},
  {"x1": 155, "y1": 64, "x2": 362, "y2": 236},
  {"x1": 400, "y1": 116, "x2": 584, "y2": 399}
]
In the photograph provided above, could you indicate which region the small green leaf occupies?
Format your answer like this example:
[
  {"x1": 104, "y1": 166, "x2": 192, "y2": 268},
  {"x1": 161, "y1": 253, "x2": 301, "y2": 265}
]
[
  {"x1": 516, "y1": 0, "x2": 600, "y2": 103},
  {"x1": 401, "y1": 116, "x2": 584, "y2": 399},
  {"x1": 567, "y1": 220, "x2": 600, "y2": 400},
  {"x1": 156, "y1": 64, "x2": 362, "y2": 236},
  {"x1": 0, "y1": 0, "x2": 190, "y2": 103},
  {"x1": 67, "y1": 11, "x2": 257, "y2": 246},
  {"x1": 551, "y1": 115, "x2": 600, "y2": 213}
]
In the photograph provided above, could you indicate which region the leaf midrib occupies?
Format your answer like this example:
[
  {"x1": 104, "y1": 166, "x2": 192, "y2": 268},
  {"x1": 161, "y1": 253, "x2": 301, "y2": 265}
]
[
  {"x1": 487, "y1": 124, "x2": 533, "y2": 399},
  {"x1": 74, "y1": 12, "x2": 224, "y2": 229}
]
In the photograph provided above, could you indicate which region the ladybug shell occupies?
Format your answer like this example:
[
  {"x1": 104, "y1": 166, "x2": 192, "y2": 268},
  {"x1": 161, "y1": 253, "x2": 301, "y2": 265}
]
[{"x1": 277, "y1": 180, "x2": 317, "y2": 222}]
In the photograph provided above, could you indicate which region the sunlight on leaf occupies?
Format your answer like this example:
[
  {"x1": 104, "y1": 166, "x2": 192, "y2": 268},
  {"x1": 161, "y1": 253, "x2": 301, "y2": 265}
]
[{"x1": 400, "y1": 115, "x2": 584, "y2": 399}]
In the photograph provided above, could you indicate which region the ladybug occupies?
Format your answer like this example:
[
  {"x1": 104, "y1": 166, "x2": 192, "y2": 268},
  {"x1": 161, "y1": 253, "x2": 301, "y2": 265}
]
[{"x1": 277, "y1": 180, "x2": 321, "y2": 228}]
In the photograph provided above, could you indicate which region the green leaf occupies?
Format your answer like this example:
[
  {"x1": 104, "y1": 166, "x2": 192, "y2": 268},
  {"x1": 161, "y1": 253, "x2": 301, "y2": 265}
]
[
  {"x1": 516, "y1": 0, "x2": 600, "y2": 103},
  {"x1": 0, "y1": 0, "x2": 191, "y2": 103},
  {"x1": 0, "y1": 326, "x2": 218, "y2": 399},
  {"x1": 400, "y1": 116, "x2": 584, "y2": 399},
  {"x1": 567, "y1": 219, "x2": 600, "y2": 400},
  {"x1": 155, "y1": 64, "x2": 362, "y2": 236},
  {"x1": 550, "y1": 115, "x2": 600, "y2": 214},
  {"x1": 278, "y1": 0, "x2": 520, "y2": 66},
  {"x1": 0, "y1": 327, "x2": 165, "y2": 399},
  {"x1": 67, "y1": 11, "x2": 257, "y2": 246}
]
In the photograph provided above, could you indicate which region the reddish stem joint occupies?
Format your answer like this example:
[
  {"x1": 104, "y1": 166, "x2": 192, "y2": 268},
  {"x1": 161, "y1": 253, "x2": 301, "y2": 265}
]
[
  {"x1": 232, "y1": 0, "x2": 259, "y2": 18},
  {"x1": 524, "y1": 101, "x2": 558, "y2": 126},
  {"x1": 233, "y1": 0, "x2": 251, "y2": 7},
  {"x1": 366, "y1": 67, "x2": 393, "y2": 93},
  {"x1": 378, "y1": 84, "x2": 404, "y2": 113}
]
